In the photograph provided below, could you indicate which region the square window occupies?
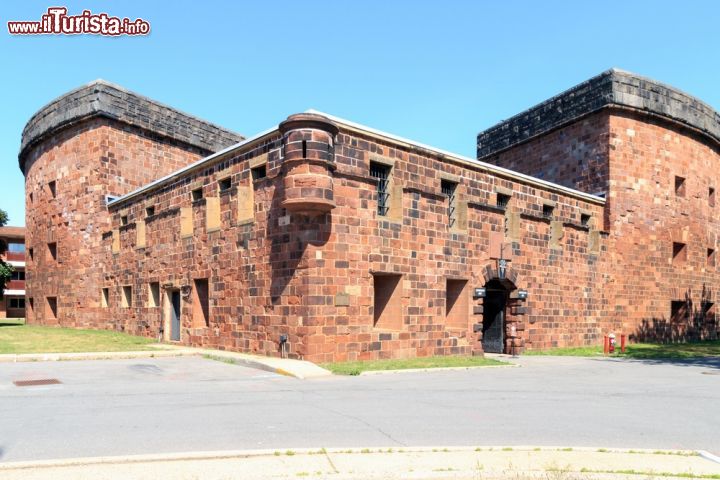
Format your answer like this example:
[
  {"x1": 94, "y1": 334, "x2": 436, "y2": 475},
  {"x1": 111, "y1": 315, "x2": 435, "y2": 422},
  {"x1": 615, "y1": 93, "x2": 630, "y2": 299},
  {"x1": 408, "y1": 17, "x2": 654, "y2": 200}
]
[
  {"x1": 122, "y1": 286, "x2": 132, "y2": 308},
  {"x1": 372, "y1": 273, "x2": 403, "y2": 330},
  {"x1": 145, "y1": 206, "x2": 155, "y2": 217},
  {"x1": 670, "y1": 300, "x2": 687, "y2": 323},
  {"x1": 580, "y1": 213, "x2": 591, "y2": 227},
  {"x1": 219, "y1": 177, "x2": 232, "y2": 192},
  {"x1": 496, "y1": 193, "x2": 511, "y2": 210},
  {"x1": 672, "y1": 242, "x2": 687, "y2": 265},
  {"x1": 120, "y1": 215, "x2": 128, "y2": 226},
  {"x1": 191, "y1": 188, "x2": 203, "y2": 201},
  {"x1": 542, "y1": 204, "x2": 554, "y2": 219},
  {"x1": 48, "y1": 181, "x2": 56, "y2": 198},
  {"x1": 251, "y1": 165, "x2": 267, "y2": 181},
  {"x1": 675, "y1": 176, "x2": 686, "y2": 197}
]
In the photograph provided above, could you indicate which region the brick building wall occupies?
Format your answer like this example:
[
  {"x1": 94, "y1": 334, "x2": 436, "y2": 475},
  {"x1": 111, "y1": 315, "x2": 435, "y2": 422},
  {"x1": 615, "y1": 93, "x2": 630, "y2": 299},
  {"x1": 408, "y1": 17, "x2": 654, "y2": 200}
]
[
  {"x1": 0, "y1": 226, "x2": 26, "y2": 319},
  {"x1": 21, "y1": 70, "x2": 719, "y2": 363},
  {"x1": 606, "y1": 111, "x2": 720, "y2": 341},
  {"x1": 100, "y1": 113, "x2": 607, "y2": 362},
  {"x1": 479, "y1": 69, "x2": 720, "y2": 342},
  {"x1": 21, "y1": 80, "x2": 243, "y2": 327}
]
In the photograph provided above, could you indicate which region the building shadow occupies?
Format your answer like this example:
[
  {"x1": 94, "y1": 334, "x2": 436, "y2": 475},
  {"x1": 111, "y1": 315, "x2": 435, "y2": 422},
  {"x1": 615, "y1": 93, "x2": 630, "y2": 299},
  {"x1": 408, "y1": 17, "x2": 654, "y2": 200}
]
[{"x1": 632, "y1": 285, "x2": 718, "y2": 343}]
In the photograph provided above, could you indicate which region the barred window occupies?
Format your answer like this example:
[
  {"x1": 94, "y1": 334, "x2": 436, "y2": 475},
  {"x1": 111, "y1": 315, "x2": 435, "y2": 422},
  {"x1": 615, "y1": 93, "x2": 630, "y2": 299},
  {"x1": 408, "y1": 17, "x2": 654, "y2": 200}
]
[
  {"x1": 370, "y1": 162, "x2": 391, "y2": 216},
  {"x1": 441, "y1": 180, "x2": 458, "y2": 228},
  {"x1": 496, "y1": 193, "x2": 511, "y2": 210}
]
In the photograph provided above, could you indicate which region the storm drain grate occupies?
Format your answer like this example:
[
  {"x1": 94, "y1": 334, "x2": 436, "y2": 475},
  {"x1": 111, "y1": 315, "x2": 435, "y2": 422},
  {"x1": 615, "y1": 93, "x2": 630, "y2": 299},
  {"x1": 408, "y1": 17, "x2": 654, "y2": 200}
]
[{"x1": 13, "y1": 379, "x2": 61, "y2": 387}]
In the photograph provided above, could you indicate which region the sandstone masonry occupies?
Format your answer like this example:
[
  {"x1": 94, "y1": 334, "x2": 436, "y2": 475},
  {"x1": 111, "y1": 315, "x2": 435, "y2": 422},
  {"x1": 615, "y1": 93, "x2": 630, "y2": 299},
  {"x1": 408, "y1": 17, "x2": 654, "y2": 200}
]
[{"x1": 20, "y1": 71, "x2": 719, "y2": 362}]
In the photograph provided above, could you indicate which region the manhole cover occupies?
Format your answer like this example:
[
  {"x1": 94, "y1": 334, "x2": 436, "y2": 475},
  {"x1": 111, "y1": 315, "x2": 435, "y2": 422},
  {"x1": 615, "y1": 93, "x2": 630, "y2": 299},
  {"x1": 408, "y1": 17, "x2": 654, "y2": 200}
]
[{"x1": 14, "y1": 379, "x2": 62, "y2": 387}]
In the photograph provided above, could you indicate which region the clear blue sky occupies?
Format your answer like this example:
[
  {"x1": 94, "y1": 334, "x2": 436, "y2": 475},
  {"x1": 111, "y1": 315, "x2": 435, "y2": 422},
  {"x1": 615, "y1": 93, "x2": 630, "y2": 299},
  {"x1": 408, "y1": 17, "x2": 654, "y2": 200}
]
[{"x1": 1, "y1": 0, "x2": 718, "y2": 226}]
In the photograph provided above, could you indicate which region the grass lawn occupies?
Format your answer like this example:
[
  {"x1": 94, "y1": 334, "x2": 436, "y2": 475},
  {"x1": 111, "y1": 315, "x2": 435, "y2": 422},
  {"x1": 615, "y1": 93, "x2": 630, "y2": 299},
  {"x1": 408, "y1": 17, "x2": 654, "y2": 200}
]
[
  {"x1": 321, "y1": 356, "x2": 509, "y2": 375},
  {"x1": 0, "y1": 319, "x2": 157, "y2": 354},
  {"x1": 525, "y1": 340, "x2": 720, "y2": 359}
]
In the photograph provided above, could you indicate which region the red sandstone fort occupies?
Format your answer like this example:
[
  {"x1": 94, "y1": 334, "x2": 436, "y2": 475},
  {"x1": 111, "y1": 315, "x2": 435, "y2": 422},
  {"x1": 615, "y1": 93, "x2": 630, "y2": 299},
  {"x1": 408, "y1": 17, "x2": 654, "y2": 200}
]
[{"x1": 20, "y1": 70, "x2": 720, "y2": 362}]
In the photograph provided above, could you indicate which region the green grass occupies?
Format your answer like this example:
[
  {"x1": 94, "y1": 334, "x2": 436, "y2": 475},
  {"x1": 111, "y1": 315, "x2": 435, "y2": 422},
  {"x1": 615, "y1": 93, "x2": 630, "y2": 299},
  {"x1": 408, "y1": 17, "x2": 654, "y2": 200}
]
[
  {"x1": 0, "y1": 321, "x2": 157, "y2": 354},
  {"x1": 525, "y1": 340, "x2": 720, "y2": 359},
  {"x1": 321, "y1": 355, "x2": 509, "y2": 375}
]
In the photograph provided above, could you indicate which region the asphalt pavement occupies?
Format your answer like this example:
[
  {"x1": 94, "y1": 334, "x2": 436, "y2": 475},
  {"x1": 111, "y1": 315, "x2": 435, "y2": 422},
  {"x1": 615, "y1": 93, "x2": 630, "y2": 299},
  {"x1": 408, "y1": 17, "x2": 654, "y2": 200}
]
[{"x1": 0, "y1": 354, "x2": 718, "y2": 463}]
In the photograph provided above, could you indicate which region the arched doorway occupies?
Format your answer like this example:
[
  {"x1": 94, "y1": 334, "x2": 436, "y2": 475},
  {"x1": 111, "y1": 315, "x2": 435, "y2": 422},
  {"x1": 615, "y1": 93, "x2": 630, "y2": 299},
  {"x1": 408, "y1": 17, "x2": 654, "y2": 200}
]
[{"x1": 482, "y1": 279, "x2": 510, "y2": 353}]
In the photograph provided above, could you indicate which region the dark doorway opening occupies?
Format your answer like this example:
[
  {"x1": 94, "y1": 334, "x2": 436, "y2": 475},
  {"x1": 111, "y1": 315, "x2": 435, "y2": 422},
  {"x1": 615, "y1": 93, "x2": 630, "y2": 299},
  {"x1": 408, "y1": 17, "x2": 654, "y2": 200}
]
[
  {"x1": 170, "y1": 291, "x2": 181, "y2": 341},
  {"x1": 482, "y1": 279, "x2": 508, "y2": 353}
]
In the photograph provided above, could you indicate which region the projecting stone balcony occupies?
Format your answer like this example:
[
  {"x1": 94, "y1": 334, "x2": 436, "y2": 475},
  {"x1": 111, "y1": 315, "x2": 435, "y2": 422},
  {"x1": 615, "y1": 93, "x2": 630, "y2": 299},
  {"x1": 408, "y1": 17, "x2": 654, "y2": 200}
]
[{"x1": 278, "y1": 113, "x2": 338, "y2": 217}]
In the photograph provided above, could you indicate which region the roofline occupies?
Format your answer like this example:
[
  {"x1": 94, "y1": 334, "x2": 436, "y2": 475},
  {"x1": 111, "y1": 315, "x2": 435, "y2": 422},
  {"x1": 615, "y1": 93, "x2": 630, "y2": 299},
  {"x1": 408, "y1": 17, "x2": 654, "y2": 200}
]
[
  {"x1": 477, "y1": 68, "x2": 720, "y2": 158},
  {"x1": 108, "y1": 125, "x2": 279, "y2": 208},
  {"x1": 19, "y1": 79, "x2": 244, "y2": 173},
  {"x1": 109, "y1": 111, "x2": 606, "y2": 209},
  {"x1": 308, "y1": 110, "x2": 605, "y2": 204}
]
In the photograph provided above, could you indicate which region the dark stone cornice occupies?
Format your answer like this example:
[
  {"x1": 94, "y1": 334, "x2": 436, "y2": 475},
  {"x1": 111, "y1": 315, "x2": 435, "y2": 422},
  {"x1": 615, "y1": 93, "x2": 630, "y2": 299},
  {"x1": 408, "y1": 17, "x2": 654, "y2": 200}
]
[
  {"x1": 477, "y1": 69, "x2": 720, "y2": 158},
  {"x1": 19, "y1": 79, "x2": 244, "y2": 173}
]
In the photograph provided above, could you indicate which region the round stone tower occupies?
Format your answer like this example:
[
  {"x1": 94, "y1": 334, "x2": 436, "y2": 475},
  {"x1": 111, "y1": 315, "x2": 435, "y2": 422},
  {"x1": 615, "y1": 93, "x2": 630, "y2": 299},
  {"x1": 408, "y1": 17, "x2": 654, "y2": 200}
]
[{"x1": 20, "y1": 80, "x2": 243, "y2": 327}]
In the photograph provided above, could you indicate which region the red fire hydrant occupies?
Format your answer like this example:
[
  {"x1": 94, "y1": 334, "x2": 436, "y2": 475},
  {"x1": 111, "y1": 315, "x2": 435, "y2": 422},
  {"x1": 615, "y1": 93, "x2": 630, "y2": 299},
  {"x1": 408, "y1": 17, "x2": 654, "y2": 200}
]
[{"x1": 608, "y1": 333, "x2": 616, "y2": 354}]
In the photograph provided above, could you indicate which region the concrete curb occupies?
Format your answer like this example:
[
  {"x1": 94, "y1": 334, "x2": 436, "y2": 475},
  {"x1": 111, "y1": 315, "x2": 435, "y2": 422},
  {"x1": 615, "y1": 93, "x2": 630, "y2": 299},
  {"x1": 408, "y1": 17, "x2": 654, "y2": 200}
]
[
  {"x1": 699, "y1": 450, "x2": 720, "y2": 464},
  {"x1": 0, "y1": 347, "x2": 332, "y2": 380},
  {"x1": 358, "y1": 363, "x2": 520, "y2": 375},
  {"x1": 0, "y1": 445, "x2": 709, "y2": 472}
]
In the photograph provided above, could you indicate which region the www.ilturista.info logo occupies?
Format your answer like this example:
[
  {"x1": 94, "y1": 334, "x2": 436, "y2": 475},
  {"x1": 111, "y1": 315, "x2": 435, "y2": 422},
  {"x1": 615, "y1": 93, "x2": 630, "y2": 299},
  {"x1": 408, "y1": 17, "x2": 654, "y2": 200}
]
[{"x1": 7, "y1": 7, "x2": 150, "y2": 36}]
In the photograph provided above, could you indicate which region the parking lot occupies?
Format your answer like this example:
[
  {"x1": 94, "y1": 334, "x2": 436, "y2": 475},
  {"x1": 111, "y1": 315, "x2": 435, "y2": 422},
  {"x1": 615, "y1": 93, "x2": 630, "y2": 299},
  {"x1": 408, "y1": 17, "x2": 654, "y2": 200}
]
[{"x1": 1, "y1": 355, "x2": 718, "y2": 462}]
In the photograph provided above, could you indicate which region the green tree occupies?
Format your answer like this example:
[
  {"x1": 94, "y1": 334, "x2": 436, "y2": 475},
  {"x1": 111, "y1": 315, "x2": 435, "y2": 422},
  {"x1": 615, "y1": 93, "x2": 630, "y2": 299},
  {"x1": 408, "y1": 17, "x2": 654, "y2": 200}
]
[{"x1": 0, "y1": 209, "x2": 13, "y2": 299}]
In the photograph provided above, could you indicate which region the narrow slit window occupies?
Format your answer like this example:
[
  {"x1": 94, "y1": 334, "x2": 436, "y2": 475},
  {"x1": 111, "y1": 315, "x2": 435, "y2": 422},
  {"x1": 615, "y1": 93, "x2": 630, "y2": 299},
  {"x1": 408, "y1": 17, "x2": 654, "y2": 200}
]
[
  {"x1": 148, "y1": 282, "x2": 160, "y2": 308},
  {"x1": 47, "y1": 242, "x2": 57, "y2": 261},
  {"x1": 48, "y1": 181, "x2": 56, "y2": 198},
  {"x1": 441, "y1": 180, "x2": 458, "y2": 228},
  {"x1": 675, "y1": 176, "x2": 686, "y2": 197},
  {"x1": 708, "y1": 248, "x2": 716, "y2": 267},
  {"x1": 122, "y1": 286, "x2": 132, "y2": 308},
  {"x1": 710, "y1": 187, "x2": 715, "y2": 207},
  {"x1": 192, "y1": 278, "x2": 210, "y2": 327},
  {"x1": 370, "y1": 162, "x2": 391, "y2": 217},
  {"x1": 46, "y1": 297, "x2": 57, "y2": 319},
  {"x1": 101, "y1": 288, "x2": 109, "y2": 308}
]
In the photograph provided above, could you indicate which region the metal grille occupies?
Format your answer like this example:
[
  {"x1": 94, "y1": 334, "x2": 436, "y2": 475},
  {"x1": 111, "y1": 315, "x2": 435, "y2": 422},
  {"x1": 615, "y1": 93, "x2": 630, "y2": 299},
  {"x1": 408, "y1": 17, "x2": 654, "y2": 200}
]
[
  {"x1": 542, "y1": 204, "x2": 554, "y2": 219},
  {"x1": 370, "y1": 162, "x2": 391, "y2": 216},
  {"x1": 441, "y1": 180, "x2": 457, "y2": 228},
  {"x1": 497, "y1": 193, "x2": 510, "y2": 210}
]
